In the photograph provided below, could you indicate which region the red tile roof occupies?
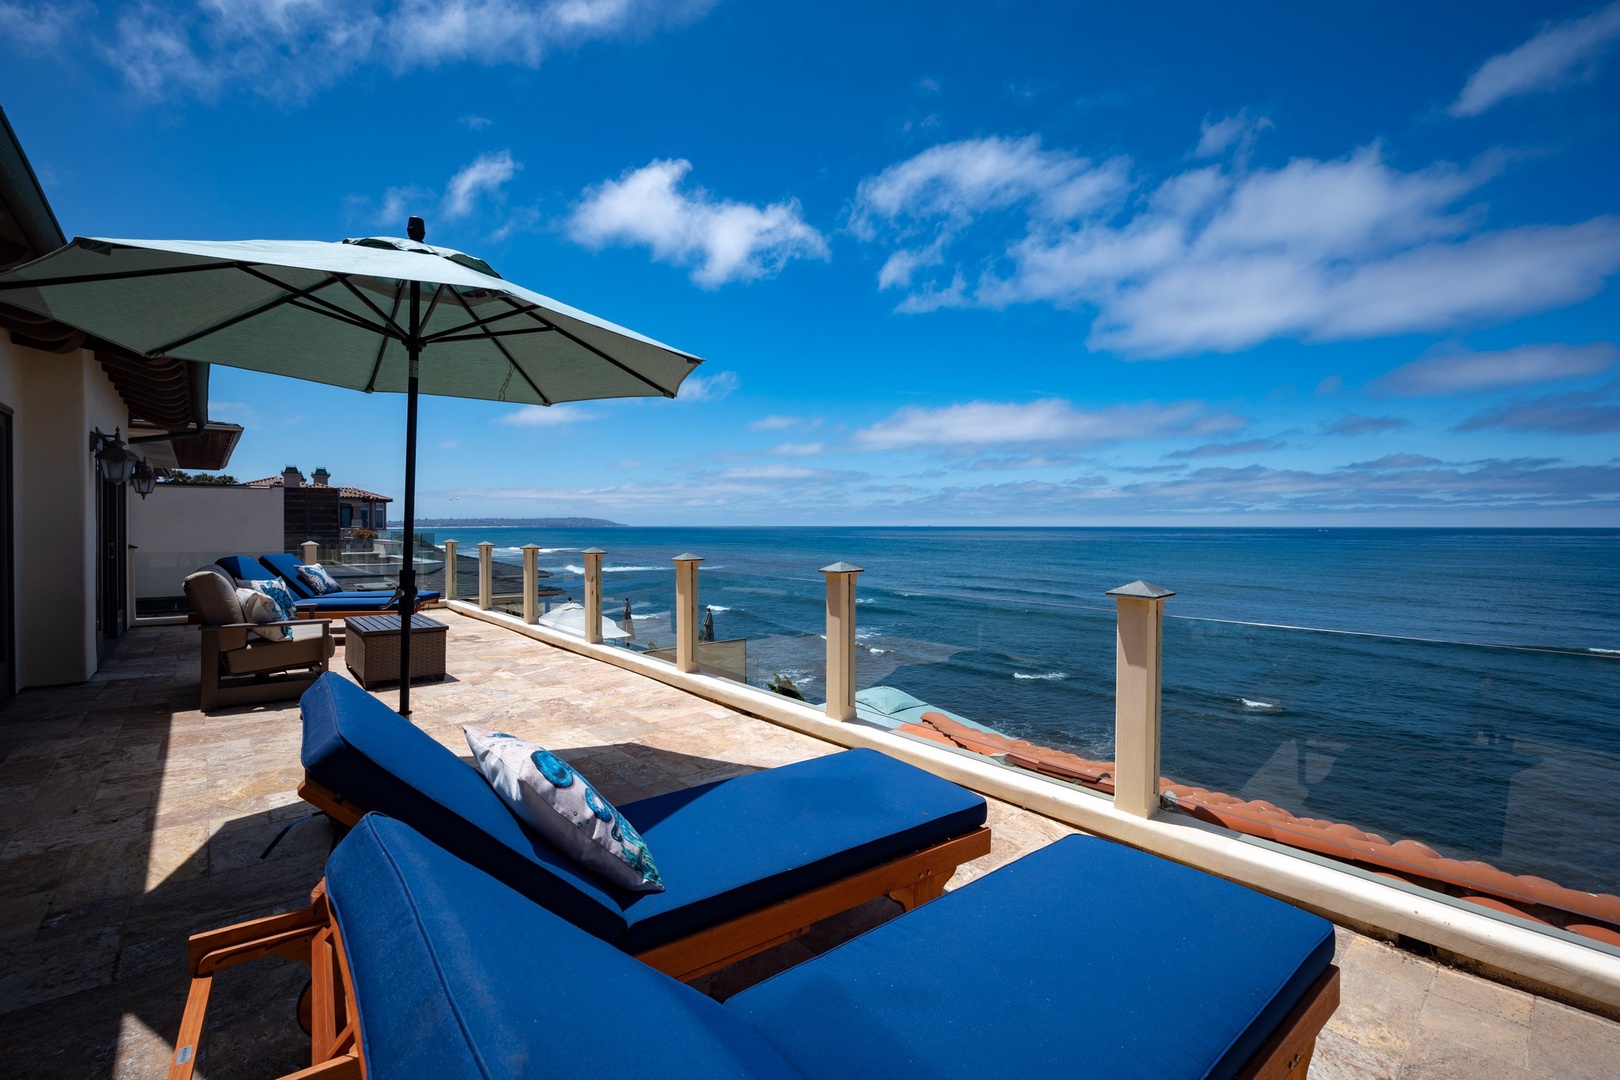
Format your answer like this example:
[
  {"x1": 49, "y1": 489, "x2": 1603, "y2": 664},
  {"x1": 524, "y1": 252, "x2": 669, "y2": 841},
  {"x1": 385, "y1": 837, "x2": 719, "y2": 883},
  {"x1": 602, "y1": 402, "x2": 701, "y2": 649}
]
[{"x1": 245, "y1": 476, "x2": 392, "y2": 502}]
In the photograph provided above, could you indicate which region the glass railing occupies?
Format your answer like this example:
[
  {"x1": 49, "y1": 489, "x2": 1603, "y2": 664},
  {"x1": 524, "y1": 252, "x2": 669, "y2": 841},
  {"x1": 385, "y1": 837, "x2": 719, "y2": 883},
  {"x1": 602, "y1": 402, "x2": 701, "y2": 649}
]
[
  {"x1": 847, "y1": 586, "x2": 1119, "y2": 790},
  {"x1": 133, "y1": 550, "x2": 240, "y2": 618},
  {"x1": 1159, "y1": 617, "x2": 1620, "y2": 927}
]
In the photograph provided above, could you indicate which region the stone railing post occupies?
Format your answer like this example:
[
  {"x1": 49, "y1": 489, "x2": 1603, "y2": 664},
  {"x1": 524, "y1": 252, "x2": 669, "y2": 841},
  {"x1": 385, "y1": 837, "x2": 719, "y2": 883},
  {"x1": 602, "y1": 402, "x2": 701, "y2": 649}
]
[
  {"x1": 1108, "y1": 580, "x2": 1175, "y2": 818},
  {"x1": 671, "y1": 553, "x2": 703, "y2": 673},
  {"x1": 442, "y1": 539, "x2": 458, "y2": 601},
  {"x1": 583, "y1": 548, "x2": 606, "y2": 644},
  {"x1": 477, "y1": 542, "x2": 494, "y2": 610},
  {"x1": 521, "y1": 544, "x2": 540, "y2": 624},
  {"x1": 300, "y1": 540, "x2": 319, "y2": 565},
  {"x1": 820, "y1": 562, "x2": 863, "y2": 720}
]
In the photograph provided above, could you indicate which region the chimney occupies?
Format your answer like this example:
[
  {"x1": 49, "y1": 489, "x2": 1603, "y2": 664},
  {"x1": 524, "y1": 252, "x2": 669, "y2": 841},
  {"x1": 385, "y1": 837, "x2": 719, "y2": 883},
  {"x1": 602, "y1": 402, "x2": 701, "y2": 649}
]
[
  {"x1": 312, "y1": 467, "x2": 331, "y2": 487},
  {"x1": 282, "y1": 466, "x2": 303, "y2": 489}
]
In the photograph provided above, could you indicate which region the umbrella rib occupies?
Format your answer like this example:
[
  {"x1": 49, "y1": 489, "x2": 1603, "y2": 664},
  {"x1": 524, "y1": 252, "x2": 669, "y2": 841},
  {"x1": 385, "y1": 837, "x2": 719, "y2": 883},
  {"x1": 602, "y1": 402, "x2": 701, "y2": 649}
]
[
  {"x1": 497, "y1": 295, "x2": 682, "y2": 397},
  {"x1": 364, "y1": 286, "x2": 405, "y2": 394},
  {"x1": 144, "y1": 272, "x2": 348, "y2": 355},
  {"x1": 279, "y1": 297, "x2": 401, "y2": 337},
  {"x1": 0, "y1": 261, "x2": 226, "y2": 292},
  {"x1": 427, "y1": 326, "x2": 557, "y2": 344},
  {"x1": 420, "y1": 304, "x2": 540, "y2": 343},
  {"x1": 448, "y1": 287, "x2": 552, "y2": 405},
  {"x1": 329, "y1": 275, "x2": 410, "y2": 339}
]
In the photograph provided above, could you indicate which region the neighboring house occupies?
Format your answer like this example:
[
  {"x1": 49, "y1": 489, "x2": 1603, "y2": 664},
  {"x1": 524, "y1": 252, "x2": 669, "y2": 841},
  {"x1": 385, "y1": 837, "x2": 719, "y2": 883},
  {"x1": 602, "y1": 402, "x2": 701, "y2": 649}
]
[
  {"x1": 245, "y1": 467, "x2": 392, "y2": 555},
  {"x1": 0, "y1": 108, "x2": 236, "y2": 702}
]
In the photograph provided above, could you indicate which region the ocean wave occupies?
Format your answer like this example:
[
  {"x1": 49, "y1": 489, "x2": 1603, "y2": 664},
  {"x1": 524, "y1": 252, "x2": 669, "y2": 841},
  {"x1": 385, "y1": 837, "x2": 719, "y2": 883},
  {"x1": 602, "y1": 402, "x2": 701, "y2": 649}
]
[
  {"x1": 864, "y1": 647, "x2": 889, "y2": 655},
  {"x1": 1238, "y1": 698, "x2": 1283, "y2": 712},
  {"x1": 856, "y1": 598, "x2": 876, "y2": 605},
  {"x1": 630, "y1": 611, "x2": 670, "y2": 621},
  {"x1": 560, "y1": 564, "x2": 661, "y2": 575},
  {"x1": 1590, "y1": 647, "x2": 1620, "y2": 655},
  {"x1": 1013, "y1": 671, "x2": 1068, "y2": 681},
  {"x1": 705, "y1": 604, "x2": 732, "y2": 613}
]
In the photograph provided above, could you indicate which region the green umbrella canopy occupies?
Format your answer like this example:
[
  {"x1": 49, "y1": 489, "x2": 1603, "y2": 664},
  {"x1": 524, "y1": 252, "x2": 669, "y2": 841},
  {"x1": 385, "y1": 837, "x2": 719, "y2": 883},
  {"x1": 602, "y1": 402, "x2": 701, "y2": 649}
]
[
  {"x1": 0, "y1": 228, "x2": 702, "y2": 714},
  {"x1": 0, "y1": 234, "x2": 702, "y2": 403}
]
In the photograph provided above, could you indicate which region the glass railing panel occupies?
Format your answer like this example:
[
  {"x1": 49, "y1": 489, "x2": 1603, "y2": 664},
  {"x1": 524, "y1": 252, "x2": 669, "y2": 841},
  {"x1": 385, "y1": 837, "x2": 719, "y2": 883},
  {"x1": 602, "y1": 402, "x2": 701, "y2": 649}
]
[
  {"x1": 1160, "y1": 617, "x2": 1620, "y2": 941},
  {"x1": 133, "y1": 550, "x2": 239, "y2": 617},
  {"x1": 848, "y1": 585, "x2": 1119, "y2": 793}
]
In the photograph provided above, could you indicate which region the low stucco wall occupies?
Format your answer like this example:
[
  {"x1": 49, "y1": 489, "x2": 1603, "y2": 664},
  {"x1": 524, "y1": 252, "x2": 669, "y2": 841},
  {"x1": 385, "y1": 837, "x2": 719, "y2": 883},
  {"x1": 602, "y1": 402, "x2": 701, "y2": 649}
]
[{"x1": 128, "y1": 483, "x2": 284, "y2": 605}]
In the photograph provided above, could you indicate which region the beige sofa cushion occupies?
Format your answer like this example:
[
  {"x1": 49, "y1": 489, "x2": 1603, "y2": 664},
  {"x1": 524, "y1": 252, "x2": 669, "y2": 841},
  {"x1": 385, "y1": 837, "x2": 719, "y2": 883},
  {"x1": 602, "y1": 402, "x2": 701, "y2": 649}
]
[{"x1": 184, "y1": 569, "x2": 244, "y2": 626}]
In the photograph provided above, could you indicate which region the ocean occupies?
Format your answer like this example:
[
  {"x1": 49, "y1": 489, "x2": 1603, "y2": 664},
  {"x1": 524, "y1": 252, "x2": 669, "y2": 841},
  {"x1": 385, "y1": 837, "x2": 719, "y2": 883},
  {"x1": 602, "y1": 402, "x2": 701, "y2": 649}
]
[{"x1": 417, "y1": 526, "x2": 1620, "y2": 894}]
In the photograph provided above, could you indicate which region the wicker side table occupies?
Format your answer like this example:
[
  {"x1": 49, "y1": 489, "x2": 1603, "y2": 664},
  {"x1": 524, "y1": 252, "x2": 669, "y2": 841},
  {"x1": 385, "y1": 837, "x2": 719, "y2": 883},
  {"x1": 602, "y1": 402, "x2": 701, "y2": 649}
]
[{"x1": 345, "y1": 614, "x2": 449, "y2": 689}]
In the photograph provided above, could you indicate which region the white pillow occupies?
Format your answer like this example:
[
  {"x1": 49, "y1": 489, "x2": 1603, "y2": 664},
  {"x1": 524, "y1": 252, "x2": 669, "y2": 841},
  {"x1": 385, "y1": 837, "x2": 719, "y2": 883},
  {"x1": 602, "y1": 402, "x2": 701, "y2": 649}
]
[
  {"x1": 236, "y1": 588, "x2": 292, "y2": 641},
  {"x1": 464, "y1": 727, "x2": 664, "y2": 892}
]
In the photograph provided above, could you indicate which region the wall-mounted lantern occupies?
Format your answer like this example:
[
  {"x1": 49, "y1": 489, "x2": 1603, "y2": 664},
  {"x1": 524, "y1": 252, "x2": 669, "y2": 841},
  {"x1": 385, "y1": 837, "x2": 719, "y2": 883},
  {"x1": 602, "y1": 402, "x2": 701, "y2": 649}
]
[
  {"x1": 90, "y1": 427, "x2": 132, "y2": 485},
  {"x1": 130, "y1": 459, "x2": 157, "y2": 499}
]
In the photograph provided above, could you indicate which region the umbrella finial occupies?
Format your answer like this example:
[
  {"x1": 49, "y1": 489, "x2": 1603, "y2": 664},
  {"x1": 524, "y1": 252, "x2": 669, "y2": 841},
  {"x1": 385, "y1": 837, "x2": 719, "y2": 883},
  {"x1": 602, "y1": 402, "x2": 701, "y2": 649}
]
[{"x1": 407, "y1": 216, "x2": 426, "y2": 242}]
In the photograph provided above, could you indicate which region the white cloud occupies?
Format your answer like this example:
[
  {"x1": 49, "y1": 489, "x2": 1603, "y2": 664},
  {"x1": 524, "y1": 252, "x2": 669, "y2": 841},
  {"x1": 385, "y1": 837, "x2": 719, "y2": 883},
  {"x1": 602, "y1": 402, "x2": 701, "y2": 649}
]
[
  {"x1": 69, "y1": 0, "x2": 714, "y2": 100},
  {"x1": 856, "y1": 137, "x2": 1620, "y2": 357},
  {"x1": 769, "y1": 441, "x2": 825, "y2": 457},
  {"x1": 850, "y1": 135, "x2": 1130, "y2": 243},
  {"x1": 1193, "y1": 110, "x2": 1273, "y2": 159},
  {"x1": 443, "y1": 150, "x2": 519, "y2": 218},
  {"x1": 460, "y1": 114, "x2": 493, "y2": 130},
  {"x1": 1451, "y1": 2, "x2": 1620, "y2": 117},
  {"x1": 852, "y1": 398, "x2": 1242, "y2": 452},
  {"x1": 494, "y1": 403, "x2": 599, "y2": 427},
  {"x1": 568, "y1": 160, "x2": 828, "y2": 287},
  {"x1": 677, "y1": 369, "x2": 739, "y2": 401},
  {"x1": 748, "y1": 414, "x2": 820, "y2": 431},
  {"x1": 1375, "y1": 343, "x2": 1618, "y2": 396},
  {"x1": 0, "y1": 1, "x2": 87, "y2": 49}
]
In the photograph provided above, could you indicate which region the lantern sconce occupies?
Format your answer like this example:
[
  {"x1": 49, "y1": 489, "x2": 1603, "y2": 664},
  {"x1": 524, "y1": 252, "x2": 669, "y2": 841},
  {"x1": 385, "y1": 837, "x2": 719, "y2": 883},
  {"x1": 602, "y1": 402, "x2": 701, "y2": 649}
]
[
  {"x1": 89, "y1": 427, "x2": 132, "y2": 485},
  {"x1": 130, "y1": 459, "x2": 157, "y2": 499}
]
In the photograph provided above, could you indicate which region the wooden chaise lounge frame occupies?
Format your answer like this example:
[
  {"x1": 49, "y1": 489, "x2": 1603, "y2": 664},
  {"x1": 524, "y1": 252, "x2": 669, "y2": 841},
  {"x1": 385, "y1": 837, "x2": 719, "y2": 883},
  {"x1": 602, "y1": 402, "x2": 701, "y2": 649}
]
[
  {"x1": 168, "y1": 876, "x2": 1339, "y2": 1080},
  {"x1": 297, "y1": 773, "x2": 993, "y2": 981}
]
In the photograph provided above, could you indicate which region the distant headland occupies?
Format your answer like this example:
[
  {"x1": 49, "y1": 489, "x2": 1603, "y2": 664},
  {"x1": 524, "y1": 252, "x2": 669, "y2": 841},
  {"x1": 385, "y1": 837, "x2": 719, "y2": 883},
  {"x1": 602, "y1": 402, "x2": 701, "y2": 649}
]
[{"x1": 413, "y1": 517, "x2": 628, "y2": 528}]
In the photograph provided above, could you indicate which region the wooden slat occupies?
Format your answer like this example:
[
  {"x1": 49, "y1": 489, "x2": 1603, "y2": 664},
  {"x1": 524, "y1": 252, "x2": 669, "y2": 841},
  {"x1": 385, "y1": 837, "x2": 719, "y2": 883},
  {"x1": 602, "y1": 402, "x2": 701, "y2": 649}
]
[
  {"x1": 298, "y1": 776, "x2": 365, "y2": 828},
  {"x1": 634, "y1": 827, "x2": 993, "y2": 981}
]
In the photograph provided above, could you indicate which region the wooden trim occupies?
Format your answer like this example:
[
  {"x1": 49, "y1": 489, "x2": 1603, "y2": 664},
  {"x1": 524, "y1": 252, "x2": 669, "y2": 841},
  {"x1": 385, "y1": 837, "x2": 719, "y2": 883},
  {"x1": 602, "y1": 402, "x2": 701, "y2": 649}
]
[
  {"x1": 634, "y1": 827, "x2": 993, "y2": 982},
  {"x1": 1234, "y1": 965, "x2": 1342, "y2": 1080},
  {"x1": 297, "y1": 775, "x2": 364, "y2": 828}
]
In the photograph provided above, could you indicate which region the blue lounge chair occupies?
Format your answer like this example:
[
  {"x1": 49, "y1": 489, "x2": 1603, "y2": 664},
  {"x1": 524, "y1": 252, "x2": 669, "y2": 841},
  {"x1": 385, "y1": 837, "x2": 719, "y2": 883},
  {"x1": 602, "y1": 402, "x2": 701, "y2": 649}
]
[
  {"x1": 296, "y1": 672, "x2": 991, "y2": 979},
  {"x1": 259, "y1": 552, "x2": 443, "y2": 611},
  {"x1": 170, "y1": 814, "x2": 1340, "y2": 1080},
  {"x1": 214, "y1": 555, "x2": 441, "y2": 618}
]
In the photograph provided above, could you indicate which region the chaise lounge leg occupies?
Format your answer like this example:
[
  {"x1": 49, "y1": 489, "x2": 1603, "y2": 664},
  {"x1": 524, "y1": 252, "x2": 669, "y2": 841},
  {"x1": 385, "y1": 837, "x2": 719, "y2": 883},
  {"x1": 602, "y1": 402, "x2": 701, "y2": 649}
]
[{"x1": 888, "y1": 868, "x2": 952, "y2": 911}]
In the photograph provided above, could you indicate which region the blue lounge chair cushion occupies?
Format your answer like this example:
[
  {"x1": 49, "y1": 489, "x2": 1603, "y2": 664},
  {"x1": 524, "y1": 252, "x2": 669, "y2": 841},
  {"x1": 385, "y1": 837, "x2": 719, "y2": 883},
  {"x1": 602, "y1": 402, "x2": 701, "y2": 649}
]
[
  {"x1": 300, "y1": 673, "x2": 987, "y2": 952},
  {"x1": 614, "y1": 749, "x2": 986, "y2": 952},
  {"x1": 259, "y1": 552, "x2": 441, "y2": 606},
  {"x1": 727, "y1": 833, "x2": 1336, "y2": 1080},
  {"x1": 216, "y1": 555, "x2": 275, "y2": 582},
  {"x1": 327, "y1": 815, "x2": 803, "y2": 1080},
  {"x1": 303, "y1": 674, "x2": 628, "y2": 941}
]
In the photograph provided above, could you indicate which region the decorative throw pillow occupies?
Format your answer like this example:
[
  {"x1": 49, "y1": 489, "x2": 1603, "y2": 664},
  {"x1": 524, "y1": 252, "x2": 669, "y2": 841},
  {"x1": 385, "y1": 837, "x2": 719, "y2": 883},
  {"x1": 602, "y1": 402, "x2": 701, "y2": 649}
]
[
  {"x1": 463, "y1": 727, "x2": 664, "y2": 892},
  {"x1": 252, "y1": 577, "x2": 299, "y2": 623},
  {"x1": 296, "y1": 562, "x2": 343, "y2": 595},
  {"x1": 236, "y1": 588, "x2": 292, "y2": 641}
]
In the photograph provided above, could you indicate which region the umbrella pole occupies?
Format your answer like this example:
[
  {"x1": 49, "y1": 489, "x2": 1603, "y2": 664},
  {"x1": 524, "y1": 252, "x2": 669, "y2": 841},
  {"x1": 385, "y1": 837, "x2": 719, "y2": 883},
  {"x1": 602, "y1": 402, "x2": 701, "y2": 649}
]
[{"x1": 397, "y1": 279, "x2": 422, "y2": 715}]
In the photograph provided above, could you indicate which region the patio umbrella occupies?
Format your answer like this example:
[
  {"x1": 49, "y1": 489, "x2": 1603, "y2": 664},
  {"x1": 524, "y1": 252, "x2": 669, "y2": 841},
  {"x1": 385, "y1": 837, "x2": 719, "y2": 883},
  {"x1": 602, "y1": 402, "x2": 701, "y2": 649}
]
[{"x1": 0, "y1": 218, "x2": 700, "y2": 713}]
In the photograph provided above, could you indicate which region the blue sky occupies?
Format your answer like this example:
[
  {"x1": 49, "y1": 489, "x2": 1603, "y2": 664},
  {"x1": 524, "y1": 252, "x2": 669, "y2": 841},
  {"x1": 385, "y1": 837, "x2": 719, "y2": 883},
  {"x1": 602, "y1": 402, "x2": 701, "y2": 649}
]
[{"x1": 3, "y1": 0, "x2": 1618, "y2": 525}]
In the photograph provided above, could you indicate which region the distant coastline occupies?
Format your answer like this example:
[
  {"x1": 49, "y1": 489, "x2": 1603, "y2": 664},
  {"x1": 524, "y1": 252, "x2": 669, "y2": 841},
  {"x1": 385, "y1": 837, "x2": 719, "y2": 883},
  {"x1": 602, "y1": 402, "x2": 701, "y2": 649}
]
[{"x1": 412, "y1": 517, "x2": 628, "y2": 528}]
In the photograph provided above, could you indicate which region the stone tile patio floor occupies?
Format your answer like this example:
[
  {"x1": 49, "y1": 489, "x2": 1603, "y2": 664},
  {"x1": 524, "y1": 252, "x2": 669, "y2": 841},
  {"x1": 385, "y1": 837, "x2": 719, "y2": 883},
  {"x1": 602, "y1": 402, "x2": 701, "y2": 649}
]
[{"x1": 0, "y1": 615, "x2": 1616, "y2": 1078}]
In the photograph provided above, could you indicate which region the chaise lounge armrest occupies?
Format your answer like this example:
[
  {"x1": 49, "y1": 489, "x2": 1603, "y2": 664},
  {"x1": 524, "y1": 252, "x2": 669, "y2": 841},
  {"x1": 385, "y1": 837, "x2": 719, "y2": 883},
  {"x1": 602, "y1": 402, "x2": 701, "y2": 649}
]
[{"x1": 201, "y1": 619, "x2": 333, "y2": 652}]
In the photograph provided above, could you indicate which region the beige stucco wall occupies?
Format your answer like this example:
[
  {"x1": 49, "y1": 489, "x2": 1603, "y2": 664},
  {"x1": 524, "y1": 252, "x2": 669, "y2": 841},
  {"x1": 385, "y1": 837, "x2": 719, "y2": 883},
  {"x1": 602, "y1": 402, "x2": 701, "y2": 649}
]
[
  {"x1": 129, "y1": 484, "x2": 283, "y2": 604},
  {"x1": 0, "y1": 334, "x2": 128, "y2": 689}
]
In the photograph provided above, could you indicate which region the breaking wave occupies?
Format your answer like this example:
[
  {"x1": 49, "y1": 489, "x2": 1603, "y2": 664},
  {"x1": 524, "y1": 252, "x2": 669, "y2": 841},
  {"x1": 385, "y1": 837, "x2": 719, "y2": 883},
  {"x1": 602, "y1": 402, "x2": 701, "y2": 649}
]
[{"x1": 1013, "y1": 671, "x2": 1068, "y2": 681}]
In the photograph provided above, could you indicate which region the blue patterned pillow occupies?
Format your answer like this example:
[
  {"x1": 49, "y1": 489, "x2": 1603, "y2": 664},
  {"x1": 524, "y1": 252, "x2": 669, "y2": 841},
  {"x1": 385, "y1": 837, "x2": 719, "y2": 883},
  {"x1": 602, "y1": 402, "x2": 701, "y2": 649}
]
[
  {"x1": 236, "y1": 588, "x2": 292, "y2": 641},
  {"x1": 251, "y1": 577, "x2": 298, "y2": 622},
  {"x1": 464, "y1": 727, "x2": 664, "y2": 892},
  {"x1": 296, "y1": 562, "x2": 343, "y2": 595}
]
